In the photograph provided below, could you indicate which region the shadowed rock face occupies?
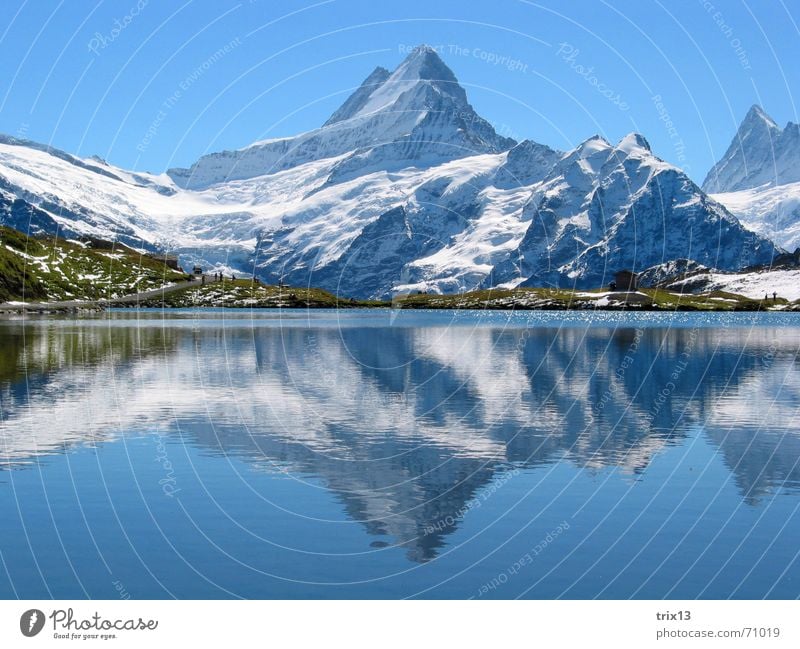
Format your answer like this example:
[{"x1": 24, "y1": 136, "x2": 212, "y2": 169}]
[{"x1": 2, "y1": 315, "x2": 799, "y2": 562}]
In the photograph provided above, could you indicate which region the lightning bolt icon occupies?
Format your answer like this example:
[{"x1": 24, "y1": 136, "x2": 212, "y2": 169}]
[{"x1": 28, "y1": 611, "x2": 37, "y2": 632}]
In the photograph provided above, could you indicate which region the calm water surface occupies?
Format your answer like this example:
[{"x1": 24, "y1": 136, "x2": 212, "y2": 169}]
[{"x1": 0, "y1": 308, "x2": 799, "y2": 599}]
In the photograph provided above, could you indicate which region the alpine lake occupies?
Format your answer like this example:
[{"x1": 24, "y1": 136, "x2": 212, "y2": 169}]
[{"x1": 0, "y1": 308, "x2": 798, "y2": 599}]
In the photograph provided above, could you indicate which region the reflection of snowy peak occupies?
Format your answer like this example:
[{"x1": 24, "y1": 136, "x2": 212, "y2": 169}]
[
  {"x1": 4, "y1": 322, "x2": 799, "y2": 557},
  {"x1": 167, "y1": 46, "x2": 515, "y2": 190},
  {"x1": 0, "y1": 46, "x2": 779, "y2": 298}
]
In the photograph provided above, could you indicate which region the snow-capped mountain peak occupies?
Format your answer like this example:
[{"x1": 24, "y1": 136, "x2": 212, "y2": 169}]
[
  {"x1": 0, "y1": 48, "x2": 782, "y2": 299},
  {"x1": 490, "y1": 131, "x2": 776, "y2": 291},
  {"x1": 702, "y1": 104, "x2": 798, "y2": 193},
  {"x1": 335, "y1": 46, "x2": 463, "y2": 122},
  {"x1": 743, "y1": 103, "x2": 779, "y2": 130},
  {"x1": 617, "y1": 132, "x2": 651, "y2": 154},
  {"x1": 394, "y1": 44, "x2": 457, "y2": 81},
  {"x1": 705, "y1": 105, "x2": 800, "y2": 251},
  {"x1": 167, "y1": 45, "x2": 515, "y2": 190}
]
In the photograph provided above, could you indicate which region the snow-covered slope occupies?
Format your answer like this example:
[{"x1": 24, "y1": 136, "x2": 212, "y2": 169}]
[
  {"x1": 667, "y1": 268, "x2": 800, "y2": 301},
  {"x1": 711, "y1": 181, "x2": 800, "y2": 252},
  {"x1": 0, "y1": 138, "x2": 182, "y2": 249},
  {"x1": 0, "y1": 46, "x2": 780, "y2": 298},
  {"x1": 705, "y1": 105, "x2": 800, "y2": 251}
]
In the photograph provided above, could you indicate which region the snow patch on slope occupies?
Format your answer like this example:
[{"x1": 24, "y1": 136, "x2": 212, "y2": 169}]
[
  {"x1": 712, "y1": 182, "x2": 800, "y2": 252},
  {"x1": 671, "y1": 269, "x2": 800, "y2": 301}
]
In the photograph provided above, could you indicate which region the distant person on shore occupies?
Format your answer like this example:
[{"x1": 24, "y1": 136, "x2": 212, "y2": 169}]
[{"x1": 773, "y1": 291, "x2": 778, "y2": 301}]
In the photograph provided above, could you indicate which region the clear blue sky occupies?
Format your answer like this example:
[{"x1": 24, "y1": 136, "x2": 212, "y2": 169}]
[{"x1": 1, "y1": 0, "x2": 798, "y2": 183}]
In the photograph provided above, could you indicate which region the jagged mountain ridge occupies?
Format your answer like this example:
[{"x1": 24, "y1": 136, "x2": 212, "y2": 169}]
[
  {"x1": 167, "y1": 46, "x2": 515, "y2": 190},
  {"x1": 0, "y1": 46, "x2": 781, "y2": 298},
  {"x1": 494, "y1": 133, "x2": 775, "y2": 289},
  {"x1": 702, "y1": 105, "x2": 800, "y2": 193}
]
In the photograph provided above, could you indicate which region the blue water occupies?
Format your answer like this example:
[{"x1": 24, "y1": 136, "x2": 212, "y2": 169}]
[{"x1": 0, "y1": 308, "x2": 799, "y2": 599}]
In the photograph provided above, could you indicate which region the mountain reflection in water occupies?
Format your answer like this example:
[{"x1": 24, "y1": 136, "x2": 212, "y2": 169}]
[{"x1": 1, "y1": 311, "x2": 798, "y2": 571}]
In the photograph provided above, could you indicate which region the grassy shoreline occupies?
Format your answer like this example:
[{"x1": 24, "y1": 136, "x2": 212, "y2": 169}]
[
  {"x1": 121, "y1": 280, "x2": 798, "y2": 312},
  {"x1": 4, "y1": 280, "x2": 798, "y2": 313}
]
